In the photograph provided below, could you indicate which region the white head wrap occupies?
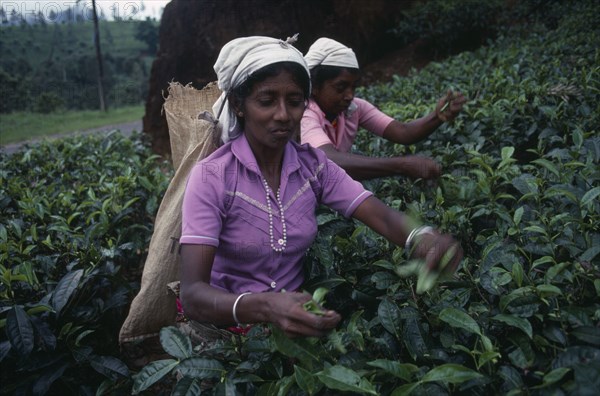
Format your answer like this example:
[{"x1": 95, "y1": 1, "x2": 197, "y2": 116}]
[
  {"x1": 211, "y1": 34, "x2": 309, "y2": 143},
  {"x1": 304, "y1": 37, "x2": 359, "y2": 70}
]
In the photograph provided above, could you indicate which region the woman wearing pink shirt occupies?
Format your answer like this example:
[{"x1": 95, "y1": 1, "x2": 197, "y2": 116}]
[
  {"x1": 301, "y1": 37, "x2": 467, "y2": 181},
  {"x1": 180, "y1": 35, "x2": 463, "y2": 339}
]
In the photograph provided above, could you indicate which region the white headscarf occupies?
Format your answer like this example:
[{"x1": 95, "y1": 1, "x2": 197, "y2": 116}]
[
  {"x1": 304, "y1": 37, "x2": 359, "y2": 70},
  {"x1": 212, "y1": 34, "x2": 309, "y2": 143}
]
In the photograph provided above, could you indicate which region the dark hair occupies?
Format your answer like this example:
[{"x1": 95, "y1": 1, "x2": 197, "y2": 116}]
[
  {"x1": 310, "y1": 64, "x2": 360, "y2": 89},
  {"x1": 229, "y1": 61, "x2": 310, "y2": 105}
]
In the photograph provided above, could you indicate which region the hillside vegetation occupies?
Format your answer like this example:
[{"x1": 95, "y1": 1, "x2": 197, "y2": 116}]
[
  {"x1": 1, "y1": 0, "x2": 599, "y2": 395},
  {"x1": 0, "y1": 18, "x2": 158, "y2": 113}
]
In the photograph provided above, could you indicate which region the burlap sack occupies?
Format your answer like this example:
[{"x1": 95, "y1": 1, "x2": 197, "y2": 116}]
[{"x1": 119, "y1": 81, "x2": 222, "y2": 347}]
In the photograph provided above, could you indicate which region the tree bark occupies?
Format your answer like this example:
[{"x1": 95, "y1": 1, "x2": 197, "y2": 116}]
[{"x1": 92, "y1": 0, "x2": 107, "y2": 112}]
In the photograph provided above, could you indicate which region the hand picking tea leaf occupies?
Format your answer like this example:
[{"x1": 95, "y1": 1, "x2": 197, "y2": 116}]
[{"x1": 303, "y1": 287, "x2": 330, "y2": 315}]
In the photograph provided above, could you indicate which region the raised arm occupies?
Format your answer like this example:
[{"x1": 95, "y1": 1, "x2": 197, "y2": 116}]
[
  {"x1": 318, "y1": 143, "x2": 441, "y2": 181},
  {"x1": 382, "y1": 90, "x2": 467, "y2": 145},
  {"x1": 351, "y1": 196, "x2": 463, "y2": 274}
]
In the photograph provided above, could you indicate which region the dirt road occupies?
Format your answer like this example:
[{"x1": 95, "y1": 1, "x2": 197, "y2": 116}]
[{"x1": 0, "y1": 120, "x2": 143, "y2": 155}]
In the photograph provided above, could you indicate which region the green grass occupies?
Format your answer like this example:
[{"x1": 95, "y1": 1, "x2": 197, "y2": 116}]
[{"x1": 0, "y1": 105, "x2": 144, "y2": 145}]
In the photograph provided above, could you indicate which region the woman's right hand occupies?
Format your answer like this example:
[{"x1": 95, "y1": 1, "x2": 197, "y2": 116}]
[
  {"x1": 410, "y1": 228, "x2": 463, "y2": 276},
  {"x1": 265, "y1": 291, "x2": 341, "y2": 338}
]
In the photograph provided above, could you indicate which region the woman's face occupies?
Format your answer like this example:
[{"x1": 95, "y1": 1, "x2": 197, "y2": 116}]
[
  {"x1": 312, "y1": 69, "x2": 360, "y2": 117},
  {"x1": 241, "y1": 69, "x2": 306, "y2": 150}
]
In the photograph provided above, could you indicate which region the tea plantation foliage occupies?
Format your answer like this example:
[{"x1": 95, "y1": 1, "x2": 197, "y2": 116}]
[
  {"x1": 0, "y1": 18, "x2": 158, "y2": 113},
  {"x1": 0, "y1": 133, "x2": 172, "y2": 394},
  {"x1": 2, "y1": 1, "x2": 600, "y2": 395}
]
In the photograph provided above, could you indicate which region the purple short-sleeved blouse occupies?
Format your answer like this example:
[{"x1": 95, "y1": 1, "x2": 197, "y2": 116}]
[{"x1": 181, "y1": 134, "x2": 372, "y2": 294}]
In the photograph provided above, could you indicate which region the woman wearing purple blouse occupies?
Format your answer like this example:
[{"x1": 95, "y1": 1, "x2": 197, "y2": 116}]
[{"x1": 179, "y1": 35, "x2": 463, "y2": 339}]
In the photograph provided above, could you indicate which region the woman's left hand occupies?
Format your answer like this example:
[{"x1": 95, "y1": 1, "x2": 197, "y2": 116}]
[{"x1": 436, "y1": 90, "x2": 467, "y2": 122}]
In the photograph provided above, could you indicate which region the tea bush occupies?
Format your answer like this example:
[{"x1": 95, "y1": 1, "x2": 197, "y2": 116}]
[
  {"x1": 132, "y1": 1, "x2": 599, "y2": 395},
  {"x1": 0, "y1": 132, "x2": 172, "y2": 395},
  {"x1": 389, "y1": 0, "x2": 570, "y2": 57}
]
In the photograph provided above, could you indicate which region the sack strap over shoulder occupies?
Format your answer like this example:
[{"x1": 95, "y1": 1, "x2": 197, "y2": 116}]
[{"x1": 173, "y1": 158, "x2": 239, "y2": 255}]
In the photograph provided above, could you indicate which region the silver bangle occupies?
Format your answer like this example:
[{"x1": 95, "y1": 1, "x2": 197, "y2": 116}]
[
  {"x1": 405, "y1": 226, "x2": 434, "y2": 257},
  {"x1": 232, "y1": 292, "x2": 252, "y2": 325}
]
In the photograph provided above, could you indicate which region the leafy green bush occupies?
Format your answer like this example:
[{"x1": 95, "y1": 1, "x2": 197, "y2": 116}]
[
  {"x1": 33, "y1": 92, "x2": 65, "y2": 114},
  {"x1": 132, "y1": 1, "x2": 599, "y2": 395},
  {"x1": 389, "y1": 0, "x2": 571, "y2": 57},
  {"x1": 390, "y1": 0, "x2": 503, "y2": 55},
  {"x1": 0, "y1": 132, "x2": 172, "y2": 395}
]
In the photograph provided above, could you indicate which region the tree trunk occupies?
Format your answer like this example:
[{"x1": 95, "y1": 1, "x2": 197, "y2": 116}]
[{"x1": 92, "y1": 0, "x2": 107, "y2": 112}]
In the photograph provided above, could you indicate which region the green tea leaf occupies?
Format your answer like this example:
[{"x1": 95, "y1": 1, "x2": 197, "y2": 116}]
[
  {"x1": 132, "y1": 359, "x2": 179, "y2": 395},
  {"x1": 160, "y1": 326, "x2": 192, "y2": 360},
  {"x1": 378, "y1": 298, "x2": 401, "y2": 339},
  {"x1": 581, "y1": 186, "x2": 600, "y2": 206},
  {"x1": 532, "y1": 158, "x2": 560, "y2": 177},
  {"x1": 523, "y1": 225, "x2": 548, "y2": 236},
  {"x1": 311, "y1": 287, "x2": 329, "y2": 304},
  {"x1": 501, "y1": 146, "x2": 515, "y2": 161},
  {"x1": 271, "y1": 326, "x2": 320, "y2": 367},
  {"x1": 478, "y1": 350, "x2": 501, "y2": 367},
  {"x1": 367, "y1": 359, "x2": 419, "y2": 381},
  {"x1": 536, "y1": 284, "x2": 562, "y2": 297},
  {"x1": 513, "y1": 206, "x2": 524, "y2": 225},
  {"x1": 511, "y1": 262, "x2": 524, "y2": 287},
  {"x1": 391, "y1": 382, "x2": 420, "y2": 396},
  {"x1": 580, "y1": 245, "x2": 600, "y2": 262},
  {"x1": 531, "y1": 256, "x2": 554, "y2": 269},
  {"x1": 327, "y1": 329, "x2": 347, "y2": 354},
  {"x1": 481, "y1": 334, "x2": 495, "y2": 353},
  {"x1": 177, "y1": 357, "x2": 224, "y2": 379},
  {"x1": 421, "y1": 363, "x2": 484, "y2": 384},
  {"x1": 316, "y1": 365, "x2": 378, "y2": 395},
  {"x1": 171, "y1": 376, "x2": 201, "y2": 396},
  {"x1": 275, "y1": 375, "x2": 296, "y2": 396},
  {"x1": 52, "y1": 269, "x2": 84, "y2": 317},
  {"x1": 439, "y1": 307, "x2": 481, "y2": 336},
  {"x1": 492, "y1": 314, "x2": 533, "y2": 339},
  {"x1": 89, "y1": 355, "x2": 129, "y2": 381},
  {"x1": 372, "y1": 259, "x2": 394, "y2": 270},
  {"x1": 532, "y1": 367, "x2": 571, "y2": 389},
  {"x1": 6, "y1": 306, "x2": 34, "y2": 356},
  {"x1": 402, "y1": 312, "x2": 429, "y2": 360},
  {"x1": 294, "y1": 365, "x2": 322, "y2": 396}
]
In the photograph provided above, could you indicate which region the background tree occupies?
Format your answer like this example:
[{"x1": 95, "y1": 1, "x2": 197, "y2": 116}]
[{"x1": 134, "y1": 17, "x2": 158, "y2": 55}]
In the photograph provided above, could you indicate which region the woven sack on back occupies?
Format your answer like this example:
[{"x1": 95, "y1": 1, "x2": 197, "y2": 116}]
[{"x1": 119, "y1": 81, "x2": 222, "y2": 347}]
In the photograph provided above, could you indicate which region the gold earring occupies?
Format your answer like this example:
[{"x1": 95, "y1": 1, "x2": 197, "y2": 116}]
[{"x1": 237, "y1": 111, "x2": 244, "y2": 117}]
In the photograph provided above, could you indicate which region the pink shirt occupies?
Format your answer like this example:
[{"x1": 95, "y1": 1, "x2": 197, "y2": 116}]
[
  {"x1": 181, "y1": 134, "x2": 372, "y2": 294},
  {"x1": 301, "y1": 97, "x2": 394, "y2": 152}
]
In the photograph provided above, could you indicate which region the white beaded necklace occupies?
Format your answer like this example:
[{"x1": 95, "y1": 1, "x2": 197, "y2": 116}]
[{"x1": 262, "y1": 178, "x2": 287, "y2": 252}]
